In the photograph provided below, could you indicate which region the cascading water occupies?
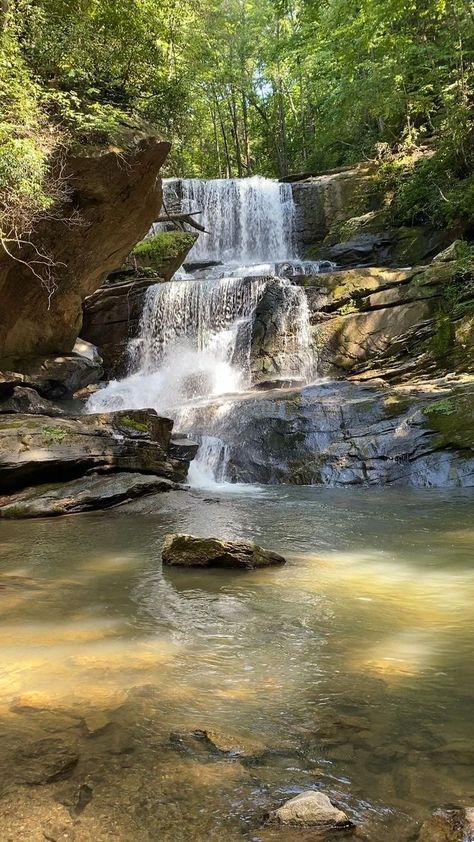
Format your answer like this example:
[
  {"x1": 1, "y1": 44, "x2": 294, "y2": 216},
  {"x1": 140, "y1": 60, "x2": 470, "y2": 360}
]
[
  {"x1": 89, "y1": 176, "x2": 321, "y2": 488},
  {"x1": 162, "y1": 176, "x2": 296, "y2": 265}
]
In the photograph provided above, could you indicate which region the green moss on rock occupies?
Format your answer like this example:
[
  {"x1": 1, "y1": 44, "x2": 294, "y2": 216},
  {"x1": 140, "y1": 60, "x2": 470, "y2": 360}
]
[
  {"x1": 423, "y1": 390, "x2": 474, "y2": 450},
  {"x1": 132, "y1": 231, "x2": 197, "y2": 262}
]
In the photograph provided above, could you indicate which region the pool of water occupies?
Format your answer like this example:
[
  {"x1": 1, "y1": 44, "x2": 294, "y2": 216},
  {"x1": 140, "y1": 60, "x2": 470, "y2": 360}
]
[{"x1": 0, "y1": 486, "x2": 473, "y2": 840}]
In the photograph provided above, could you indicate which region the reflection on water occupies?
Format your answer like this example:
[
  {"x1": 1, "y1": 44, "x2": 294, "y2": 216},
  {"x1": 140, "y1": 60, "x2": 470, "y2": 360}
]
[{"x1": 0, "y1": 487, "x2": 473, "y2": 840}]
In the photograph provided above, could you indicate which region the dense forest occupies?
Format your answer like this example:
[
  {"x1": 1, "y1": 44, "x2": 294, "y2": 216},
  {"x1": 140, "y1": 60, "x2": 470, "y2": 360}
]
[{"x1": 1, "y1": 0, "x2": 474, "y2": 242}]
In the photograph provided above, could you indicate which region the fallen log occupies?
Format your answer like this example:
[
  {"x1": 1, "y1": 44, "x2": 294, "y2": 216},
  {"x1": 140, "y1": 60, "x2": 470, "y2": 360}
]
[{"x1": 155, "y1": 212, "x2": 208, "y2": 234}]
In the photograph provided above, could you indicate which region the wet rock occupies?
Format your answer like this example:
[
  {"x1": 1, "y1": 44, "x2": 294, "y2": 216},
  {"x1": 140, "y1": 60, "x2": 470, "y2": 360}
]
[
  {"x1": 161, "y1": 534, "x2": 286, "y2": 569},
  {"x1": 82, "y1": 277, "x2": 155, "y2": 378},
  {"x1": 0, "y1": 472, "x2": 176, "y2": 517},
  {"x1": 169, "y1": 435, "x2": 200, "y2": 462},
  {"x1": 185, "y1": 379, "x2": 474, "y2": 487},
  {"x1": 0, "y1": 408, "x2": 188, "y2": 496},
  {"x1": 268, "y1": 790, "x2": 353, "y2": 829},
  {"x1": 249, "y1": 280, "x2": 313, "y2": 386},
  {"x1": 0, "y1": 386, "x2": 64, "y2": 416},
  {"x1": 417, "y1": 807, "x2": 474, "y2": 842},
  {"x1": 14, "y1": 737, "x2": 79, "y2": 784},
  {"x1": 254, "y1": 377, "x2": 306, "y2": 391}
]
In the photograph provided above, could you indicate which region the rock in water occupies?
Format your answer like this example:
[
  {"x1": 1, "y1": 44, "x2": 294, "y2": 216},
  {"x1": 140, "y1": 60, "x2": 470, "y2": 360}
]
[
  {"x1": 268, "y1": 791, "x2": 353, "y2": 829},
  {"x1": 161, "y1": 534, "x2": 286, "y2": 569},
  {"x1": 418, "y1": 807, "x2": 474, "y2": 842}
]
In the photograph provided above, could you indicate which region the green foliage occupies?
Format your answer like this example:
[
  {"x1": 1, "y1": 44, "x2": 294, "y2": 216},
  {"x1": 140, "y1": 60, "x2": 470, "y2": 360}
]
[
  {"x1": 132, "y1": 231, "x2": 197, "y2": 261},
  {"x1": 0, "y1": 0, "x2": 473, "y2": 235},
  {"x1": 41, "y1": 425, "x2": 68, "y2": 444}
]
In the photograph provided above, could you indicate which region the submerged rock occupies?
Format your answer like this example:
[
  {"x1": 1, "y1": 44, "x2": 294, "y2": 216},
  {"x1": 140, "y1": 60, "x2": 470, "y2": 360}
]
[
  {"x1": 13, "y1": 737, "x2": 79, "y2": 785},
  {"x1": 268, "y1": 790, "x2": 353, "y2": 829},
  {"x1": 161, "y1": 534, "x2": 286, "y2": 569},
  {"x1": 418, "y1": 807, "x2": 474, "y2": 841}
]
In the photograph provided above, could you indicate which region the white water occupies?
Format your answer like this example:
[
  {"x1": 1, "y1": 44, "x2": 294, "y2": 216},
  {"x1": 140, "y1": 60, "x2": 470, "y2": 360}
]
[
  {"x1": 89, "y1": 176, "x2": 318, "y2": 488},
  {"x1": 162, "y1": 176, "x2": 296, "y2": 264}
]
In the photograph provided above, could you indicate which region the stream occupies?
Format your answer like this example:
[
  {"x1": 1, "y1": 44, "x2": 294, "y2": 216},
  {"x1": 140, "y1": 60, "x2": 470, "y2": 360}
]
[{"x1": 0, "y1": 487, "x2": 474, "y2": 839}]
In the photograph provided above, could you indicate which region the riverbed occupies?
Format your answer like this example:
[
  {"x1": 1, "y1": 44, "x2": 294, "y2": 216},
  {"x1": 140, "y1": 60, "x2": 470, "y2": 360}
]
[{"x1": 0, "y1": 486, "x2": 473, "y2": 840}]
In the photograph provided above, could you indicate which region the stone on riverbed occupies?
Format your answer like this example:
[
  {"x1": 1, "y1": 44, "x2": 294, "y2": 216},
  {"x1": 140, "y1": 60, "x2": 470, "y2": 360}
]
[
  {"x1": 161, "y1": 534, "x2": 286, "y2": 569},
  {"x1": 268, "y1": 790, "x2": 353, "y2": 829},
  {"x1": 417, "y1": 807, "x2": 474, "y2": 842}
]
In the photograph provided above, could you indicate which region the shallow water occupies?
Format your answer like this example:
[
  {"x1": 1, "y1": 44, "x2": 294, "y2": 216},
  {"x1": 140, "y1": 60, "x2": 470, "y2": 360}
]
[{"x1": 1, "y1": 486, "x2": 474, "y2": 840}]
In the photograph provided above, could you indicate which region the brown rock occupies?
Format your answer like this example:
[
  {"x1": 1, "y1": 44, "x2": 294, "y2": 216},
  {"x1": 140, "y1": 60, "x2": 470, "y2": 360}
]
[
  {"x1": 268, "y1": 790, "x2": 353, "y2": 829},
  {"x1": 0, "y1": 138, "x2": 170, "y2": 360},
  {"x1": 161, "y1": 534, "x2": 286, "y2": 569}
]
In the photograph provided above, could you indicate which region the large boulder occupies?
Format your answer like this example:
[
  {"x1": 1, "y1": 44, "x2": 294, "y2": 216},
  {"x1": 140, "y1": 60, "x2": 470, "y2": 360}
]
[
  {"x1": 268, "y1": 791, "x2": 353, "y2": 829},
  {"x1": 0, "y1": 138, "x2": 170, "y2": 361},
  {"x1": 0, "y1": 472, "x2": 175, "y2": 518},
  {"x1": 0, "y1": 408, "x2": 189, "y2": 495},
  {"x1": 161, "y1": 534, "x2": 286, "y2": 569}
]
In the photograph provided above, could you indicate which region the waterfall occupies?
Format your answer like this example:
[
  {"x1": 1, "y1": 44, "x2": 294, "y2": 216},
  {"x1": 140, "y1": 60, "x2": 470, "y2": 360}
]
[
  {"x1": 88, "y1": 175, "x2": 320, "y2": 487},
  {"x1": 162, "y1": 176, "x2": 296, "y2": 264}
]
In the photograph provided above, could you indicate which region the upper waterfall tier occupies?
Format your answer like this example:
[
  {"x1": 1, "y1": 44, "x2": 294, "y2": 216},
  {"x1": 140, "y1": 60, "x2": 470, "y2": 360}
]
[{"x1": 162, "y1": 177, "x2": 296, "y2": 264}]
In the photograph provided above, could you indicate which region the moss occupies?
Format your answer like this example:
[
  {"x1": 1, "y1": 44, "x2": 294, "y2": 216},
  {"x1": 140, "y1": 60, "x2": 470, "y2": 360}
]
[
  {"x1": 423, "y1": 390, "x2": 474, "y2": 450},
  {"x1": 423, "y1": 398, "x2": 456, "y2": 416},
  {"x1": 339, "y1": 298, "x2": 359, "y2": 315},
  {"x1": 431, "y1": 314, "x2": 455, "y2": 359},
  {"x1": 41, "y1": 426, "x2": 68, "y2": 444},
  {"x1": 119, "y1": 415, "x2": 149, "y2": 433},
  {"x1": 132, "y1": 231, "x2": 196, "y2": 262}
]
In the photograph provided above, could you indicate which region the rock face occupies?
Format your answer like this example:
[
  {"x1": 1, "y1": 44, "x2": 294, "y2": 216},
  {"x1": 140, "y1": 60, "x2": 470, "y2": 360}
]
[
  {"x1": 161, "y1": 534, "x2": 286, "y2": 569},
  {"x1": 289, "y1": 164, "x2": 452, "y2": 267},
  {"x1": 301, "y1": 262, "x2": 474, "y2": 380},
  {"x1": 82, "y1": 233, "x2": 198, "y2": 378},
  {"x1": 184, "y1": 379, "x2": 474, "y2": 487},
  {"x1": 82, "y1": 277, "x2": 153, "y2": 377},
  {"x1": 0, "y1": 138, "x2": 170, "y2": 361},
  {"x1": 291, "y1": 166, "x2": 376, "y2": 249},
  {"x1": 249, "y1": 280, "x2": 313, "y2": 386},
  {"x1": 268, "y1": 791, "x2": 352, "y2": 829},
  {"x1": 0, "y1": 408, "x2": 192, "y2": 506}
]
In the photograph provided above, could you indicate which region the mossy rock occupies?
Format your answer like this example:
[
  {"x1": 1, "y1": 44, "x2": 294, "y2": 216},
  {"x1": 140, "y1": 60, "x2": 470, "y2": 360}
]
[
  {"x1": 130, "y1": 231, "x2": 197, "y2": 281},
  {"x1": 423, "y1": 389, "x2": 474, "y2": 450}
]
